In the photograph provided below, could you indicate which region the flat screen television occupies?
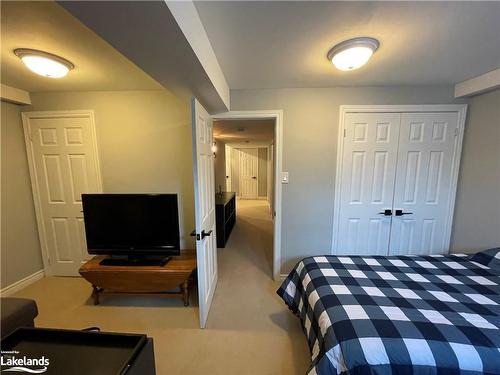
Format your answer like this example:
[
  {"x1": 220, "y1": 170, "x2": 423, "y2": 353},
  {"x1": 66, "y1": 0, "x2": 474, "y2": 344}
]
[{"x1": 82, "y1": 194, "x2": 180, "y2": 263}]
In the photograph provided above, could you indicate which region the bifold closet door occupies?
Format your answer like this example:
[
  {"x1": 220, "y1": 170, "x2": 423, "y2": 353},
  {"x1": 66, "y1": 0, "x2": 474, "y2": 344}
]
[
  {"x1": 336, "y1": 113, "x2": 401, "y2": 255},
  {"x1": 389, "y1": 113, "x2": 459, "y2": 255}
]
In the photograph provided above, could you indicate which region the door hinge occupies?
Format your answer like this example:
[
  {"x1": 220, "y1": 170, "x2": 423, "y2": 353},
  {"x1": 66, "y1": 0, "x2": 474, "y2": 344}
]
[
  {"x1": 343, "y1": 129, "x2": 347, "y2": 137},
  {"x1": 454, "y1": 128, "x2": 459, "y2": 137}
]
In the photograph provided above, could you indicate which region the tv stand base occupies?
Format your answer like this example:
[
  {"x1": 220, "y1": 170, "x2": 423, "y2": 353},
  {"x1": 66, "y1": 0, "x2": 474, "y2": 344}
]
[
  {"x1": 79, "y1": 251, "x2": 196, "y2": 307},
  {"x1": 91, "y1": 279, "x2": 190, "y2": 306},
  {"x1": 99, "y1": 256, "x2": 172, "y2": 267}
]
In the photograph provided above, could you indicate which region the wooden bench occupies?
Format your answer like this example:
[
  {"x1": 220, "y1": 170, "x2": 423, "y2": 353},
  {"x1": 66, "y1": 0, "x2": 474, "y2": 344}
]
[{"x1": 79, "y1": 250, "x2": 196, "y2": 306}]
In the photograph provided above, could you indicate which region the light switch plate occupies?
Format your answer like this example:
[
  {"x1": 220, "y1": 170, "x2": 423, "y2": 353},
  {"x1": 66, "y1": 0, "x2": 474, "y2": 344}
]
[{"x1": 281, "y1": 172, "x2": 289, "y2": 184}]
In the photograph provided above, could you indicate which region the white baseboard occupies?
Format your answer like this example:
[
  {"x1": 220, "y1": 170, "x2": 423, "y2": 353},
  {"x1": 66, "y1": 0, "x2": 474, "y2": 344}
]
[{"x1": 1, "y1": 270, "x2": 45, "y2": 296}]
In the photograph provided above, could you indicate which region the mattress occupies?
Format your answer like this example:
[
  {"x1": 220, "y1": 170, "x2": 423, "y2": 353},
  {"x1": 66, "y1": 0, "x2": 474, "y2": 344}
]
[{"x1": 277, "y1": 249, "x2": 500, "y2": 375}]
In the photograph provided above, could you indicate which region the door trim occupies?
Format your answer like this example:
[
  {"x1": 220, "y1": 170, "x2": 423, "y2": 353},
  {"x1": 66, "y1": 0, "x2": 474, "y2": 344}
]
[
  {"x1": 213, "y1": 110, "x2": 283, "y2": 281},
  {"x1": 331, "y1": 104, "x2": 468, "y2": 254},
  {"x1": 21, "y1": 110, "x2": 103, "y2": 275}
]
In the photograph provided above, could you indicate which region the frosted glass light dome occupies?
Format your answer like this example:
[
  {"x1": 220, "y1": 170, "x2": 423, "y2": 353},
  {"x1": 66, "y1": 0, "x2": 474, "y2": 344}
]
[
  {"x1": 327, "y1": 37, "x2": 379, "y2": 71},
  {"x1": 14, "y1": 49, "x2": 74, "y2": 78}
]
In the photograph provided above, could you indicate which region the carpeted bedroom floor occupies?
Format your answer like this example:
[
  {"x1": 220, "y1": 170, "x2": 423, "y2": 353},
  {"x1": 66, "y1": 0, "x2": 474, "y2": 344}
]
[{"x1": 12, "y1": 199, "x2": 310, "y2": 374}]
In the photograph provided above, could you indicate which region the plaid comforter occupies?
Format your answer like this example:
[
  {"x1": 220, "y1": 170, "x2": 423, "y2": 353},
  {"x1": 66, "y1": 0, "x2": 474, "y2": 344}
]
[{"x1": 277, "y1": 249, "x2": 500, "y2": 375}]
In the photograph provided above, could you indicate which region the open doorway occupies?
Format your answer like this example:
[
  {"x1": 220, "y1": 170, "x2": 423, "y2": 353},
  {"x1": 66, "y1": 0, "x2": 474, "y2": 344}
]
[{"x1": 212, "y1": 118, "x2": 277, "y2": 279}]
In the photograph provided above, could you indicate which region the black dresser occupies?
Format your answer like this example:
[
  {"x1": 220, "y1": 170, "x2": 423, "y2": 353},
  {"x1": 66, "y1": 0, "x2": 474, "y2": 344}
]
[{"x1": 215, "y1": 192, "x2": 236, "y2": 248}]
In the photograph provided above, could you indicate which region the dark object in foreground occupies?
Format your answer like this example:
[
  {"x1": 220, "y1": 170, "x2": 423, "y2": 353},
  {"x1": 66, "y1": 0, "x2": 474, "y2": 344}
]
[
  {"x1": 0, "y1": 297, "x2": 38, "y2": 338},
  {"x1": 1, "y1": 327, "x2": 156, "y2": 375}
]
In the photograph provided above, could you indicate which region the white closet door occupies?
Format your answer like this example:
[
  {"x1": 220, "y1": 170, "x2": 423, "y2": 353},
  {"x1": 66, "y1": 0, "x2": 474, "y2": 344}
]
[
  {"x1": 336, "y1": 113, "x2": 401, "y2": 255},
  {"x1": 389, "y1": 113, "x2": 459, "y2": 255},
  {"x1": 22, "y1": 111, "x2": 102, "y2": 276},
  {"x1": 239, "y1": 148, "x2": 258, "y2": 199}
]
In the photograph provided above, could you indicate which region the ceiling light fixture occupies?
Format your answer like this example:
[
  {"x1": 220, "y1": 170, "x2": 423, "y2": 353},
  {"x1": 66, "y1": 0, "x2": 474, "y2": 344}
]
[
  {"x1": 327, "y1": 37, "x2": 379, "y2": 71},
  {"x1": 14, "y1": 48, "x2": 74, "y2": 78}
]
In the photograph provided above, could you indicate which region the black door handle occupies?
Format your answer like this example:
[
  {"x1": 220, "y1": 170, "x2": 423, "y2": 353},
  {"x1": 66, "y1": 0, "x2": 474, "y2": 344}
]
[
  {"x1": 395, "y1": 210, "x2": 413, "y2": 216},
  {"x1": 201, "y1": 230, "x2": 213, "y2": 239},
  {"x1": 251, "y1": 176, "x2": 257, "y2": 179},
  {"x1": 190, "y1": 230, "x2": 197, "y2": 237},
  {"x1": 378, "y1": 209, "x2": 392, "y2": 216}
]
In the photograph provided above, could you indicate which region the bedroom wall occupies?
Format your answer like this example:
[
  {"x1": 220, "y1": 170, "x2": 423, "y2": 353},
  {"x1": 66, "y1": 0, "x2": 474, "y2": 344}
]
[
  {"x1": 26, "y1": 90, "x2": 195, "y2": 249},
  {"x1": 230, "y1": 86, "x2": 468, "y2": 272},
  {"x1": 451, "y1": 89, "x2": 500, "y2": 253},
  {"x1": 1, "y1": 90, "x2": 194, "y2": 287},
  {"x1": 1, "y1": 101, "x2": 44, "y2": 289}
]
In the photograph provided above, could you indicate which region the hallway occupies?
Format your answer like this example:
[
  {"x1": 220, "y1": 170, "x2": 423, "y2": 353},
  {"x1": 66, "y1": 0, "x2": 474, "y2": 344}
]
[
  {"x1": 12, "y1": 199, "x2": 310, "y2": 374},
  {"x1": 206, "y1": 200, "x2": 276, "y2": 329},
  {"x1": 198, "y1": 199, "x2": 309, "y2": 372}
]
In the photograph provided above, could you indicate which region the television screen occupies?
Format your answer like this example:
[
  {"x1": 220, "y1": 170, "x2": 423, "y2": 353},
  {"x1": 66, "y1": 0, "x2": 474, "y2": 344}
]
[{"x1": 82, "y1": 194, "x2": 180, "y2": 256}]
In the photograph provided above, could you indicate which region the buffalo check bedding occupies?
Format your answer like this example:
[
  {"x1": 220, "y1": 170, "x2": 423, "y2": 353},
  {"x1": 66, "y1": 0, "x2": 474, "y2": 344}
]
[{"x1": 277, "y1": 249, "x2": 500, "y2": 375}]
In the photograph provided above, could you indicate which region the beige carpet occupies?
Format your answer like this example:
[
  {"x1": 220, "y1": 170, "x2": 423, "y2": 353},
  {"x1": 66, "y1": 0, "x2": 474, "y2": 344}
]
[{"x1": 13, "y1": 199, "x2": 310, "y2": 374}]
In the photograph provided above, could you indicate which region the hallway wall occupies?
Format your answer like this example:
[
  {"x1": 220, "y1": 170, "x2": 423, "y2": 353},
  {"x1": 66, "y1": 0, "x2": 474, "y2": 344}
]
[
  {"x1": 227, "y1": 146, "x2": 269, "y2": 198},
  {"x1": 214, "y1": 139, "x2": 226, "y2": 193}
]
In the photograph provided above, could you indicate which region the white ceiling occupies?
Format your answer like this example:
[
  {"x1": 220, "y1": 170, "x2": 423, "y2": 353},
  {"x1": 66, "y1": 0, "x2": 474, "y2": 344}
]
[
  {"x1": 214, "y1": 119, "x2": 274, "y2": 144},
  {"x1": 195, "y1": 1, "x2": 500, "y2": 90},
  {"x1": 1, "y1": 1, "x2": 162, "y2": 92}
]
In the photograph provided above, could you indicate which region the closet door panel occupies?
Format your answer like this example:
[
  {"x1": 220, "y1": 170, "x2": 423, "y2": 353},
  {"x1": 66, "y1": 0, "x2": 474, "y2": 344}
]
[
  {"x1": 390, "y1": 113, "x2": 459, "y2": 255},
  {"x1": 336, "y1": 113, "x2": 401, "y2": 255}
]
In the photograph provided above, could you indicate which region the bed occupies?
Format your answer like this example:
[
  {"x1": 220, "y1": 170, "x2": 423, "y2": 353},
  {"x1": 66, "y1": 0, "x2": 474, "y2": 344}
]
[{"x1": 277, "y1": 248, "x2": 500, "y2": 375}]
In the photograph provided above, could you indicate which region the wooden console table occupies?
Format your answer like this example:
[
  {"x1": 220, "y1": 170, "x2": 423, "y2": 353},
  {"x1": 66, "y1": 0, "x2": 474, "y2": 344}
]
[{"x1": 79, "y1": 250, "x2": 196, "y2": 306}]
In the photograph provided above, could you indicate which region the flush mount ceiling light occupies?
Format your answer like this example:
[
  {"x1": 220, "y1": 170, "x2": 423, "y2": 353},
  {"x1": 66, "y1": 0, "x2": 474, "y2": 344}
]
[
  {"x1": 14, "y1": 48, "x2": 74, "y2": 78},
  {"x1": 327, "y1": 37, "x2": 379, "y2": 71}
]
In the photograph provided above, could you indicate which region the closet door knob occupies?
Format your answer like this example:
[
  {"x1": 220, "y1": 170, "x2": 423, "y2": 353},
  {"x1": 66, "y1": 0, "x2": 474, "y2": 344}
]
[
  {"x1": 395, "y1": 210, "x2": 413, "y2": 216},
  {"x1": 378, "y1": 209, "x2": 392, "y2": 216}
]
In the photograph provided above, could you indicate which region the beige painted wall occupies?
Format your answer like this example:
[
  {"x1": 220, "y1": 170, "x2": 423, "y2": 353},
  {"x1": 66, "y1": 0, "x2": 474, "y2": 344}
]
[
  {"x1": 231, "y1": 86, "x2": 470, "y2": 272},
  {"x1": 26, "y1": 90, "x2": 195, "y2": 251},
  {"x1": 1, "y1": 101, "x2": 44, "y2": 288},
  {"x1": 451, "y1": 89, "x2": 500, "y2": 253},
  {"x1": 214, "y1": 139, "x2": 226, "y2": 193},
  {"x1": 258, "y1": 147, "x2": 267, "y2": 197},
  {"x1": 227, "y1": 146, "x2": 269, "y2": 197}
]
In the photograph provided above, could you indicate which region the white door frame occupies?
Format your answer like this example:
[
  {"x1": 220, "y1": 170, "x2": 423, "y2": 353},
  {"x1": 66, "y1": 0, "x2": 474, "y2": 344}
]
[
  {"x1": 331, "y1": 104, "x2": 468, "y2": 254},
  {"x1": 21, "y1": 110, "x2": 103, "y2": 275},
  {"x1": 213, "y1": 110, "x2": 283, "y2": 280}
]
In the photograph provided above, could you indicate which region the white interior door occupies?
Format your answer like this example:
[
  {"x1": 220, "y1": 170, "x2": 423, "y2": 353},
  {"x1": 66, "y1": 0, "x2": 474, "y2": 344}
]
[
  {"x1": 225, "y1": 144, "x2": 232, "y2": 191},
  {"x1": 191, "y1": 99, "x2": 218, "y2": 328},
  {"x1": 239, "y1": 148, "x2": 258, "y2": 199},
  {"x1": 336, "y1": 113, "x2": 401, "y2": 255},
  {"x1": 389, "y1": 113, "x2": 460, "y2": 255},
  {"x1": 22, "y1": 110, "x2": 102, "y2": 276}
]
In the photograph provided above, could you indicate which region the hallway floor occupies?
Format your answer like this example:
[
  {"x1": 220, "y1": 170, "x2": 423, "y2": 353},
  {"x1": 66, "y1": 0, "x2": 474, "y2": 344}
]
[{"x1": 12, "y1": 199, "x2": 310, "y2": 374}]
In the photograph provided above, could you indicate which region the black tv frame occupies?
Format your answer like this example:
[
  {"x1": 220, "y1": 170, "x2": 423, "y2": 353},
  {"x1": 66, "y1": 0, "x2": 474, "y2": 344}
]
[{"x1": 81, "y1": 193, "x2": 181, "y2": 266}]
